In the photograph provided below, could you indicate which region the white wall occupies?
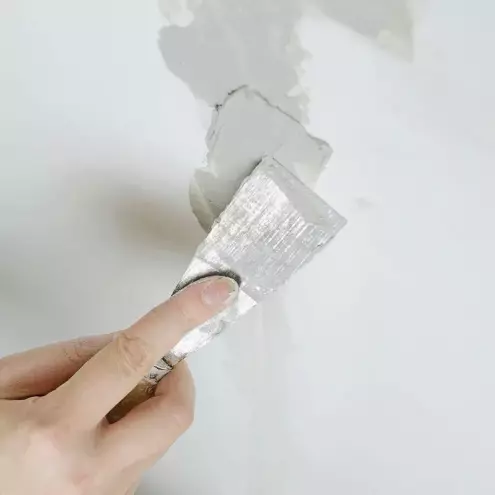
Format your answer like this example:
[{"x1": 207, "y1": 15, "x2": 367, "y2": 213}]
[{"x1": 1, "y1": 1, "x2": 494, "y2": 494}]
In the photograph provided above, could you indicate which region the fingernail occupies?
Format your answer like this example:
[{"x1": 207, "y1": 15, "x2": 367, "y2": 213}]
[{"x1": 200, "y1": 277, "x2": 239, "y2": 307}]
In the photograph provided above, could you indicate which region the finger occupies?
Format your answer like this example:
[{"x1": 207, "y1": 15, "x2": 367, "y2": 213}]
[
  {"x1": 0, "y1": 334, "x2": 114, "y2": 399},
  {"x1": 101, "y1": 362, "x2": 195, "y2": 467},
  {"x1": 48, "y1": 276, "x2": 237, "y2": 427}
]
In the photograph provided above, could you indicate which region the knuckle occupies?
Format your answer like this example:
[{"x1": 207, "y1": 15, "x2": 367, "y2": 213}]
[
  {"x1": 21, "y1": 416, "x2": 66, "y2": 458},
  {"x1": 18, "y1": 409, "x2": 99, "y2": 495},
  {"x1": 114, "y1": 332, "x2": 151, "y2": 376},
  {"x1": 62, "y1": 339, "x2": 92, "y2": 366}
]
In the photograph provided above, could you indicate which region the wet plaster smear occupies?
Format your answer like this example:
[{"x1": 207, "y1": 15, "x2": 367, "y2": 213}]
[
  {"x1": 190, "y1": 87, "x2": 332, "y2": 231},
  {"x1": 158, "y1": 0, "x2": 412, "y2": 120},
  {"x1": 158, "y1": 0, "x2": 412, "y2": 229}
]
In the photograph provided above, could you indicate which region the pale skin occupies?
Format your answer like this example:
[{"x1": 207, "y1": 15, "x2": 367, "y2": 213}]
[{"x1": 0, "y1": 276, "x2": 238, "y2": 495}]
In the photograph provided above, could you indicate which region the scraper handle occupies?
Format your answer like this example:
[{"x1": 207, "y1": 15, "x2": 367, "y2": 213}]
[
  {"x1": 106, "y1": 379, "x2": 156, "y2": 423},
  {"x1": 107, "y1": 348, "x2": 188, "y2": 422}
]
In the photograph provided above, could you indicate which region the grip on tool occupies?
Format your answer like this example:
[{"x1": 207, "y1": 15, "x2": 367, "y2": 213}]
[{"x1": 107, "y1": 379, "x2": 156, "y2": 423}]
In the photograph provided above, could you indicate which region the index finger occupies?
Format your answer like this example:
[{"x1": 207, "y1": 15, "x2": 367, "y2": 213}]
[{"x1": 47, "y1": 276, "x2": 238, "y2": 427}]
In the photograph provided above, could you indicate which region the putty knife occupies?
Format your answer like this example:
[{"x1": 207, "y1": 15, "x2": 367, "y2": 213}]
[{"x1": 108, "y1": 156, "x2": 346, "y2": 421}]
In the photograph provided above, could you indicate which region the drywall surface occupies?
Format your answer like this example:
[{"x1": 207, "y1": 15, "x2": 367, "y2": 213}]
[
  {"x1": 159, "y1": 0, "x2": 411, "y2": 232},
  {"x1": 158, "y1": 0, "x2": 412, "y2": 121},
  {"x1": 1, "y1": 1, "x2": 495, "y2": 495},
  {"x1": 313, "y1": 0, "x2": 412, "y2": 52},
  {"x1": 190, "y1": 87, "x2": 331, "y2": 231}
]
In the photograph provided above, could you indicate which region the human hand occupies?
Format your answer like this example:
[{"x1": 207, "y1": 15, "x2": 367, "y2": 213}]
[{"x1": 0, "y1": 276, "x2": 238, "y2": 495}]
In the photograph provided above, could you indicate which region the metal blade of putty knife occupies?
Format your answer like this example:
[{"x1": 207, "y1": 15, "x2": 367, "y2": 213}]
[
  {"x1": 108, "y1": 156, "x2": 346, "y2": 422},
  {"x1": 149, "y1": 155, "x2": 346, "y2": 382}
]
